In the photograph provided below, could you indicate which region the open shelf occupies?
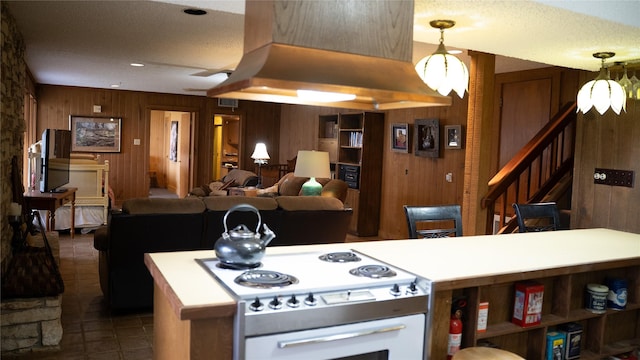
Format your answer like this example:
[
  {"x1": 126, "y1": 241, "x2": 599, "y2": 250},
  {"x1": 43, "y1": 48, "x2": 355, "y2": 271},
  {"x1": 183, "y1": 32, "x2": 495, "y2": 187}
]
[{"x1": 458, "y1": 266, "x2": 640, "y2": 360}]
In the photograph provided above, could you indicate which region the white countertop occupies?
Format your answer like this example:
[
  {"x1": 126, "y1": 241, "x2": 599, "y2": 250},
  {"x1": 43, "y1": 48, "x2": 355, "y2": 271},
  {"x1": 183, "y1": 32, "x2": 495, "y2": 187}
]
[{"x1": 145, "y1": 228, "x2": 640, "y2": 320}]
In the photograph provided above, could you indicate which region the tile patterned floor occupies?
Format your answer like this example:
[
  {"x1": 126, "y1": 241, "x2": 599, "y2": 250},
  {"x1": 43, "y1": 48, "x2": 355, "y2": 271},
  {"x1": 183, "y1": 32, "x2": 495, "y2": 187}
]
[{"x1": 4, "y1": 232, "x2": 154, "y2": 360}]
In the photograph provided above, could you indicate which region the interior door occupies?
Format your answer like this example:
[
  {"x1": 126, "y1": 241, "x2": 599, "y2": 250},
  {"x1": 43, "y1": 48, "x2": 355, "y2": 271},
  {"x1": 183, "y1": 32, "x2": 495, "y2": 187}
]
[
  {"x1": 499, "y1": 78, "x2": 552, "y2": 168},
  {"x1": 495, "y1": 73, "x2": 554, "y2": 215},
  {"x1": 149, "y1": 110, "x2": 193, "y2": 197}
]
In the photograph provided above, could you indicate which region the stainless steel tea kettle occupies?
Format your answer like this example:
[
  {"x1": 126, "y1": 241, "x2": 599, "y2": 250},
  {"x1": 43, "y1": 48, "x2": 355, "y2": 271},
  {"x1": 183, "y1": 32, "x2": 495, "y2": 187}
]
[{"x1": 214, "y1": 204, "x2": 275, "y2": 267}]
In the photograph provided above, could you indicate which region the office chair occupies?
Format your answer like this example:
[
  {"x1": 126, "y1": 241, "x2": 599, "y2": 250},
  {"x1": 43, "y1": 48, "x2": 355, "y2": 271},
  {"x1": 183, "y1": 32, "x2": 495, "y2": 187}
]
[
  {"x1": 512, "y1": 202, "x2": 561, "y2": 233},
  {"x1": 403, "y1": 204, "x2": 462, "y2": 238}
]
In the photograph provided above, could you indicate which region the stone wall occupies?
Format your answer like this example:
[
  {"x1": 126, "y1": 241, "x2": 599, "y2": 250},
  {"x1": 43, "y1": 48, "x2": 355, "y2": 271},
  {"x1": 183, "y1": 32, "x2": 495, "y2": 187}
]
[
  {"x1": 1, "y1": 232, "x2": 63, "y2": 355},
  {"x1": 1, "y1": 1, "x2": 27, "y2": 271},
  {"x1": 1, "y1": 296, "x2": 63, "y2": 354},
  {"x1": 0, "y1": 5, "x2": 62, "y2": 355}
]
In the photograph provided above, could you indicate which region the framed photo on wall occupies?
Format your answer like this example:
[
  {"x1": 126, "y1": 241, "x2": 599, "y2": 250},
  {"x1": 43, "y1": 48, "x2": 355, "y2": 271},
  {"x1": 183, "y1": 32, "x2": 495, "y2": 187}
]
[
  {"x1": 69, "y1": 115, "x2": 122, "y2": 153},
  {"x1": 391, "y1": 123, "x2": 409, "y2": 153},
  {"x1": 444, "y1": 125, "x2": 463, "y2": 149},
  {"x1": 414, "y1": 119, "x2": 439, "y2": 158}
]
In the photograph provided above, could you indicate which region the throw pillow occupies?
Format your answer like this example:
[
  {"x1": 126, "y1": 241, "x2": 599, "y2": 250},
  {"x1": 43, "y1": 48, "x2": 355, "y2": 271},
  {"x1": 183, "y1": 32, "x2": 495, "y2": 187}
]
[
  {"x1": 209, "y1": 181, "x2": 225, "y2": 191},
  {"x1": 218, "y1": 179, "x2": 235, "y2": 191},
  {"x1": 223, "y1": 169, "x2": 257, "y2": 187},
  {"x1": 278, "y1": 173, "x2": 309, "y2": 196},
  {"x1": 321, "y1": 179, "x2": 348, "y2": 202}
]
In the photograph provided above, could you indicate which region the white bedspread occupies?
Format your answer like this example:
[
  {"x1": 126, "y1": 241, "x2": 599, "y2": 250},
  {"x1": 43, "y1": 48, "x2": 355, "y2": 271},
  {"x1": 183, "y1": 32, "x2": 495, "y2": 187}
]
[{"x1": 37, "y1": 206, "x2": 105, "y2": 233}]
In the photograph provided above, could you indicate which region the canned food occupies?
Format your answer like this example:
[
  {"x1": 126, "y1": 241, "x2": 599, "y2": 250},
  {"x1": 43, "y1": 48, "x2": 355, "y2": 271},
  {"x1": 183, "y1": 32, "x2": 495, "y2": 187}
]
[
  {"x1": 585, "y1": 283, "x2": 608, "y2": 314},
  {"x1": 606, "y1": 278, "x2": 628, "y2": 310}
]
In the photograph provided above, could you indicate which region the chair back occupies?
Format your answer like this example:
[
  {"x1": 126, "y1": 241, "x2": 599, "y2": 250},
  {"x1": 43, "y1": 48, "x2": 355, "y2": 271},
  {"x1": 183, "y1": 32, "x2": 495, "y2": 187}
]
[
  {"x1": 512, "y1": 202, "x2": 560, "y2": 232},
  {"x1": 403, "y1": 205, "x2": 462, "y2": 238}
]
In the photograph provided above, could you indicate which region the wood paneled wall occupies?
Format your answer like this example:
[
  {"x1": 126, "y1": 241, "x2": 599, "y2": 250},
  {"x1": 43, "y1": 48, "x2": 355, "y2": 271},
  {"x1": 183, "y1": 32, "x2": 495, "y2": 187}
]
[
  {"x1": 572, "y1": 79, "x2": 640, "y2": 233},
  {"x1": 380, "y1": 98, "x2": 468, "y2": 239},
  {"x1": 35, "y1": 68, "x2": 639, "y2": 237},
  {"x1": 35, "y1": 85, "x2": 280, "y2": 204},
  {"x1": 278, "y1": 99, "x2": 468, "y2": 240}
]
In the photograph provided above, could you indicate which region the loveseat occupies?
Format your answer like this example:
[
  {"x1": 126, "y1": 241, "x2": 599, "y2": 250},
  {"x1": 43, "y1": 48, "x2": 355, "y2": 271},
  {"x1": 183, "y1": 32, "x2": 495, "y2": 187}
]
[
  {"x1": 190, "y1": 171, "x2": 349, "y2": 202},
  {"x1": 93, "y1": 195, "x2": 352, "y2": 310}
]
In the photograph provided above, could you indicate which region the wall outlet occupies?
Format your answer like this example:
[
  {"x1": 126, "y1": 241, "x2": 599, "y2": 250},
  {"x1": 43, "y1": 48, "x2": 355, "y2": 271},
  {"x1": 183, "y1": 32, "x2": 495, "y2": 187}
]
[
  {"x1": 133, "y1": 139, "x2": 141, "y2": 145},
  {"x1": 593, "y1": 168, "x2": 634, "y2": 187},
  {"x1": 445, "y1": 173, "x2": 453, "y2": 182}
]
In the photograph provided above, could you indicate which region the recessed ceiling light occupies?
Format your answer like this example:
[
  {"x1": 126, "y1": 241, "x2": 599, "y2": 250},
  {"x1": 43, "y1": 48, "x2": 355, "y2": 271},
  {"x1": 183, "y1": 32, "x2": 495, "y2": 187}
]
[
  {"x1": 130, "y1": 63, "x2": 144, "y2": 67},
  {"x1": 111, "y1": 83, "x2": 120, "y2": 88},
  {"x1": 184, "y1": 8, "x2": 207, "y2": 16}
]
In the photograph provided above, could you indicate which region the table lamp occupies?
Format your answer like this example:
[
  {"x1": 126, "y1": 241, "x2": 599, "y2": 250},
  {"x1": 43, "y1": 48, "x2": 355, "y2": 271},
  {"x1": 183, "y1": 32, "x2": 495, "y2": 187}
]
[
  {"x1": 294, "y1": 150, "x2": 330, "y2": 196},
  {"x1": 251, "y1": 143, "x2": 270, "y2": 188}
]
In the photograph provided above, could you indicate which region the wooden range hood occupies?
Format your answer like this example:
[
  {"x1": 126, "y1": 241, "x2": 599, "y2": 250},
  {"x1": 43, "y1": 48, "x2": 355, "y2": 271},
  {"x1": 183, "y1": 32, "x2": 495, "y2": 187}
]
[{"x1": 207, "y1": 0, "x2": 451, "y2": 110}]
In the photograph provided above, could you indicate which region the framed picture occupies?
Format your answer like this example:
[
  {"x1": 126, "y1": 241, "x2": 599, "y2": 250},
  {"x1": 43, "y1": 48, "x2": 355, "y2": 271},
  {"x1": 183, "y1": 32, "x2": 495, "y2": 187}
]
[
  {"x1": 414, "y1": 119, "x2": 439, "y2": 157},
  {"x1": 444, "y1": 125, "x2": 463, "y2": 149},
  {"x1": 69, "y1": 115, "x2": 122, "y2": 152},
  {"x1": 391, "y1": 123, "x2": 409, "y2": 153}
]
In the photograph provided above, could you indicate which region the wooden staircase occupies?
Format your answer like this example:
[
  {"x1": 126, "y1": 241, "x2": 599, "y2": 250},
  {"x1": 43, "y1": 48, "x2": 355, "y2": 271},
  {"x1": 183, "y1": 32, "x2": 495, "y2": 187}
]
[{"x1": 481, "y1": 102, "x2": 577, "y2": 234}]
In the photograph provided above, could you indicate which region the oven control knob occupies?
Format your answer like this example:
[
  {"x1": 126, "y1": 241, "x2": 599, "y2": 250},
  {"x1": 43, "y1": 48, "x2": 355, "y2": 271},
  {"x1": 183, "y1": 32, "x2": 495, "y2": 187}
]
[
  {"x1": 250, "y1": 297, "x2": 264, "y2": 312},
  {"x1": 408, "y1": 282, "x2": 418, "y2": 295},
  {"x1": 304, "y1": 293, "x2": 317, "y2": 306},
  {"x1": 390, "y1": 284, "x2": 401, "y2": 296},
  {"x1": 269, "y1": 296, "x2": 282, "y2": 310},
  {"x1": 286, "y1": 295, "x2": 300, "y2": 308}
]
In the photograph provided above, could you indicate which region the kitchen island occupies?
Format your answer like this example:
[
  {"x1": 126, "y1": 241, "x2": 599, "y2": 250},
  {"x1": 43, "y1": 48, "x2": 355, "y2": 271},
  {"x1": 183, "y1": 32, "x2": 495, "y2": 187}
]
[{"x1": 144, "y1": 228, "x2": 640, "y2": 359}]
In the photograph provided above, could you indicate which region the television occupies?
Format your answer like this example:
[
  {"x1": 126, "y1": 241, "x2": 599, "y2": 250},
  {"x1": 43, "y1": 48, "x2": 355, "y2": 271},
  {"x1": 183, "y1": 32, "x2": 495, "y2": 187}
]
[{"x1": 39, "y1": 129, "x2": 72, "y2": 193}]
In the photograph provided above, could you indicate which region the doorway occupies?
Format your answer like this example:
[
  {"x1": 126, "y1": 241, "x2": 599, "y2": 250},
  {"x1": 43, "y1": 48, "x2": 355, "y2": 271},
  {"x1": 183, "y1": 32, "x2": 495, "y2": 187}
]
[
  {"x1": 149, "y1": 110, "x2": 193, "y2": 198},
  {"x1": 213, "y1": 114, "x2": 241, "y2": 180}
]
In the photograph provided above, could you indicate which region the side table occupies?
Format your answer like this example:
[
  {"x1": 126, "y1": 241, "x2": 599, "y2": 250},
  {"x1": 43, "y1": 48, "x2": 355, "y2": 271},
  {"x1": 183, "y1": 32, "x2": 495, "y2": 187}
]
[{"x1": 23, "y1": 187, "x2": 77, "y2": 238}]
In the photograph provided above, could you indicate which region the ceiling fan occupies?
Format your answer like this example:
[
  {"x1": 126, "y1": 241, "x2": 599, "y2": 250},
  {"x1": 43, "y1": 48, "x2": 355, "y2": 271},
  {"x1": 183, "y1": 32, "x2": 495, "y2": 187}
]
[
  {"x1": 143, "y1": 60, "x2": 235, "y2": 78},
  {"x1": 142, "y1": 61, "x2": 235, "y2": 92}
]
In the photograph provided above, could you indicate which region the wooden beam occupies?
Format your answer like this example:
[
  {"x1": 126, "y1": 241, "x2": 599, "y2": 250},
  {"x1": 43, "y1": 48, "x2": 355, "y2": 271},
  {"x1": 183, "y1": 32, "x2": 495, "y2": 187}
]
[{"x1": 462, "y1": 51, "x2": 496, "y2": 235}]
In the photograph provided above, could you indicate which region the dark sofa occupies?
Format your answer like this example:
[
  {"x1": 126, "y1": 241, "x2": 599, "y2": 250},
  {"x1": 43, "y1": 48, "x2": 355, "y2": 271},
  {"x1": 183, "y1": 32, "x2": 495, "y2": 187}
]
[{"x1": 93, "y1": 196, "x2": 352, "y2": 310}]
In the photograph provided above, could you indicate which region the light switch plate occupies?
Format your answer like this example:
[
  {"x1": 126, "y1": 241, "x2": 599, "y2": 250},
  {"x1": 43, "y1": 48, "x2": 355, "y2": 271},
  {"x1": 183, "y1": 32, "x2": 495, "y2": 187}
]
[{"x1": 593, "y1": 168, "x2": 634, "y2": 187}]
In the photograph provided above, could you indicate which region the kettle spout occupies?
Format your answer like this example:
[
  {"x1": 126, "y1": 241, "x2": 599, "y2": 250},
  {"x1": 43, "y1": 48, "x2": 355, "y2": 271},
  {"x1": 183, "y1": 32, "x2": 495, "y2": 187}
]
[{"x1": 261, "y1": 224, "x2": 276, "y2": 247}]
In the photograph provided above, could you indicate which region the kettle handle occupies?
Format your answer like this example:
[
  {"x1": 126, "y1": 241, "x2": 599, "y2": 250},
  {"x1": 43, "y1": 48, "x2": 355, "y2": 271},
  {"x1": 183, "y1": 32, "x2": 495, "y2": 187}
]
[{"x1": 223, "y1": 204, "x2": 262, "y2": 234}]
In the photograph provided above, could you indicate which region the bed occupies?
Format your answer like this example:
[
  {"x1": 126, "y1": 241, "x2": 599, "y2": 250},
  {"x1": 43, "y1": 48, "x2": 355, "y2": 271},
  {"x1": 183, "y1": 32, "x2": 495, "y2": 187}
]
[{"x1": 29, "y1": 144, "x2": 112, "y2": 233}]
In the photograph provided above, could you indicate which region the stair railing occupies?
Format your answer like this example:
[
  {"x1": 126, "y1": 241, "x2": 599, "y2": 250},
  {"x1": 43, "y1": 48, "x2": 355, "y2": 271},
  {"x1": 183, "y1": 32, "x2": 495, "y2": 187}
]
[{"x1": 481, "y1": 102, "x2": 577, "y2": 234}]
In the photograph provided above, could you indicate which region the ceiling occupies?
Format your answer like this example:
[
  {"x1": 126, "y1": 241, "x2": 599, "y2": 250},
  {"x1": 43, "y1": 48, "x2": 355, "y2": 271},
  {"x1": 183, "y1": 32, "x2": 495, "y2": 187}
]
[{"x1": 5, "y1": 0, "x2": 640, "y2": 97}]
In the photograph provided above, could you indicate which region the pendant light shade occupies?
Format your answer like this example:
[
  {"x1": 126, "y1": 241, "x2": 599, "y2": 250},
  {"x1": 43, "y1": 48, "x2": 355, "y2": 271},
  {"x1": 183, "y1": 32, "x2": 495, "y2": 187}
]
[
  {"x1": 577, "y1": 52, "x2": 626, "y2": 115},
  {"x1": 415, "y1": 20, "x2": 469, "y2": 98}
]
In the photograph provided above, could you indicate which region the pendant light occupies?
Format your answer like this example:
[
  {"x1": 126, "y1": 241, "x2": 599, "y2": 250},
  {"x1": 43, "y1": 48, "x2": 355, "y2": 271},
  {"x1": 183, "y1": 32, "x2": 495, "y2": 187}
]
[
  {"x1": 617, "y1": 64, "x2": 633, "y2": 99},
  {"x1": 577, "y1": 52, "x2": 626, "y2": 115},
  {"x1": 415, "y1": 20, "x2": 469, "y2": 98}
]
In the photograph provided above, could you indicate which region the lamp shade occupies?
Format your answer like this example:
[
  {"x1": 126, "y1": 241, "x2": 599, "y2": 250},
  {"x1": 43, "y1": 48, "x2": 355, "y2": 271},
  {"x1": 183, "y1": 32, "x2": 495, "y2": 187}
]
[
  {"x1": 415, "y1": 51, "x2": 469, "y2": 98},
  {"x1": 577, "y1": 52, "x2": 626, "y2": 115},
  {"x1": 251, "y1": 143, "x2": 270, "y2": 162},
  {"x1": 577, "y1": 68, "x2": 626, "y2": 115},
  {"x1": 415, "y1": 19, "x2": 468, "y2": 99},
  {"x1": 294, "y1": 150, "x2": 330, "y2": 179}
]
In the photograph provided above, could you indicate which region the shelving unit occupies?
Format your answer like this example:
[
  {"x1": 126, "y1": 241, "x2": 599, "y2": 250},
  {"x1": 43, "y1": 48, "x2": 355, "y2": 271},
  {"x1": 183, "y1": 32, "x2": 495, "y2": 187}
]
[
  {"x1": 444, "y1": 263, "x2": 640, "y2": 359},
  {"x1": 335, "y1": 112, "x2": 384, "y2": 236},
  {"x1": 317, "y1": 114, "x2": 338, "y2": 165}
]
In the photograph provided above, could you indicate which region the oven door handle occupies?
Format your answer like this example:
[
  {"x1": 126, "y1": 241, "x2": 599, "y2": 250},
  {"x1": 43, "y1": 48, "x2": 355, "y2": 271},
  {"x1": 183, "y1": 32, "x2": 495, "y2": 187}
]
[{"x1": 277, "y1": 324, "x2": 406, "y2": 349}]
